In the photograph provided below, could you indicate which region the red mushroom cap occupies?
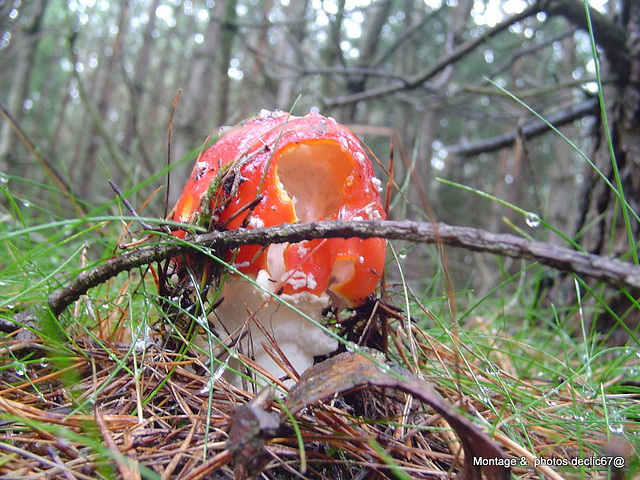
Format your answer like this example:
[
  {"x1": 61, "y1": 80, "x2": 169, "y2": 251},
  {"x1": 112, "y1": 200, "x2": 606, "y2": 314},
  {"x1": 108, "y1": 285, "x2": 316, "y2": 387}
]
[{"x1": 173, "y1": 110, "x2": 386, "y2": 306}]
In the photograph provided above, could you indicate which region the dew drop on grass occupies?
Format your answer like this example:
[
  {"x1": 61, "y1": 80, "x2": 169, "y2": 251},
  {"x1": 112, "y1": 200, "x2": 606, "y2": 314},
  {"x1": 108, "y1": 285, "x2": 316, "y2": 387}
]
[
  {"x1": 14, "y1": 362, "x2": 26, "y2": 376},
  {"x1": 609, "y1": 423, "x2": 625, "y2": 434},
  {"x1": 399, "y1": 252, "x2": 407, "y2": 259},
  {"x1": 486, "y1": 362, "x2": 501, "y2": 376},
  {"x1": 525, "y1": 212, "x2": 541, "y2": 228}
]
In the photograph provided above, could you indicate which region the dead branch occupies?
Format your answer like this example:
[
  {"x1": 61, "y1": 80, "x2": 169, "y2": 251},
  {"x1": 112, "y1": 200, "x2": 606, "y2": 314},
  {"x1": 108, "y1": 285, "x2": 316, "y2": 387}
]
[
  {"x1": 539, "y1": 0, "x2": 627, "y2": 70},
  {"x1": 445, "y1": 97, "x2": 599, "y2": 156},
  {"x1": 323, "y1": 5, "x2": 539, "y2": 107},
  {"x1": 47, "y1": 219, "x2": 640, "y2": 317}
]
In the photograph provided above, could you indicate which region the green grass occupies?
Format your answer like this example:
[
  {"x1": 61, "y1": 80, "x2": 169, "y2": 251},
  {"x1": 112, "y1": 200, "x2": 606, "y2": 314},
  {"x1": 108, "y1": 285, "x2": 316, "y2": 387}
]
[
  {"x1": 3, "y1": 141, "x2": 640, "y2": 479},
  {"x1": 2, "y1": 174, "x2": 639, "y2": 480}
]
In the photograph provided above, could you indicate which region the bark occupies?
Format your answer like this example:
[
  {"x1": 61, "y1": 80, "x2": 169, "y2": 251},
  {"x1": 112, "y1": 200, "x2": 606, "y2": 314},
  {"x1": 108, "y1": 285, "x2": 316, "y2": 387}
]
[
  {"x1": 318, "y1": 0, "x2": 346, "y2": 110},
  {"x1": 571, "y1": 2, "x2": 640, "y2": 257},
  {"x1": 171, "y1": 1, "x2": 227, "y2": 200},
  {"x1": 340, "y1": 0, "x2": 394, "y2": 120},
  {"x1": 544, "y1": 0, "x2": 640, "y2": 339},
  {"x1": 213, "y1": 0, "x2": 239, "y2": 126},
  {"x1": 413, "y1": 0, "x2": 472, "y2": 214}
]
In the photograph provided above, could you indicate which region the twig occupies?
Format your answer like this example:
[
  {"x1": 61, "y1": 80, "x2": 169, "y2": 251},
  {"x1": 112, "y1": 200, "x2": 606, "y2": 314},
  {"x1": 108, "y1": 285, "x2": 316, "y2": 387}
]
[
  {"x1": 323, "y1": 5, "x2": 539, "y2": 107},
  {"x1": 47, "y1": 220, "x2": 640, "y2": 317},
  {"x1": 108, "y1": 179, "x2": 155, "y2": 231},
  {"x1": 445, "y1": 98, "x2": 599, "y2": 157}
]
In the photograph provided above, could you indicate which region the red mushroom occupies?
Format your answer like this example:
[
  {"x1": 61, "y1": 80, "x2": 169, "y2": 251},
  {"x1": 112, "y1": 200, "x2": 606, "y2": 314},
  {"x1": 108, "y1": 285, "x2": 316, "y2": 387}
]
[{"x1": 172, "y1": 110, "x2": 386, "y2": 384}]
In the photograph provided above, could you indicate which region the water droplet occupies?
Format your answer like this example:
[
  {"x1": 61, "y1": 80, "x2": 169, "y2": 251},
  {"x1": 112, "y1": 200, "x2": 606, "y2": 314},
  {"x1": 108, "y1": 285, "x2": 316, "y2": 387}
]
[
  {"x1": 525, "y1": 212, "x2": 541, "y2": 228},
  {"x1": 478, "y1": 386, "x2": 492, "y2": 404},
  {"x1": 399, "y1": 253, "x2": 407, "y2": 259},
  {"x1": 609, "y1": 423, "x2": 625, "y2": 434},
  {"x1": 14, "y1": 363, "x2": 26, "y2": 376},
  {"x1": 486, "y1": 362, "x2": 501, "y2": 376}
]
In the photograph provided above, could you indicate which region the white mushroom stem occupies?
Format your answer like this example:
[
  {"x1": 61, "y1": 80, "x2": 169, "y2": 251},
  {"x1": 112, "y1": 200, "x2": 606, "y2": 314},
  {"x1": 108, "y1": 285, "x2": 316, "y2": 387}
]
[{"x1": 210, "y1": 270, "x2": 338, "y2": 387}]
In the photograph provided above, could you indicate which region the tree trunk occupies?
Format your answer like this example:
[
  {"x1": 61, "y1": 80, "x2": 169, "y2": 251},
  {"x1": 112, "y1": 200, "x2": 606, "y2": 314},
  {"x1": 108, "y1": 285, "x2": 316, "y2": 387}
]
[
  {"x1": 213, "y1": 0, "x2": 239, "y2": 126},
  {"x1": 340, "y1": 0, "x2": 394, "y2": 121},
  {"x1": 319, "y1": 0, "x2": 346, "y2": 107},
  {"x1": 171, "y1": 1, "x2": 227, "y2": 201},
  {"x1": 76, "y1": 0, "x2": 130, "y2": 199},
  {"x1": 545, "y1": 0, "x2": 640, "y2": 341},
  {"x1": 576, "y1": 3, "x2": 640, "y2": 258},
  {"x1": 0, "y1": 0, "x2": 47, "y2": 176},
  {"x1": 119, "y1": 0, "x2": 161, "y2": 158},
  {"x1": 275, "y1": 0, "x2": 310, "y2": 109}
]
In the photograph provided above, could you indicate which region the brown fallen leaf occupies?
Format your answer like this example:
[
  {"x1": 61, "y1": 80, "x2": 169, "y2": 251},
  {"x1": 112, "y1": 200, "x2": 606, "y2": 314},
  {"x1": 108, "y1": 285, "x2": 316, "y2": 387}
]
[{"x1": 285, "y1": 349, "x2": 511, "y2": 480}]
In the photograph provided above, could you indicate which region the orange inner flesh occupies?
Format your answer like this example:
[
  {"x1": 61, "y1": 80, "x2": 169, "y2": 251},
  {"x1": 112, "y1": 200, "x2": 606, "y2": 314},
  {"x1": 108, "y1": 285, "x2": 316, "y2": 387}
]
[{"x1": 275, "y1": 142, "x2": 353, "y2": 222}]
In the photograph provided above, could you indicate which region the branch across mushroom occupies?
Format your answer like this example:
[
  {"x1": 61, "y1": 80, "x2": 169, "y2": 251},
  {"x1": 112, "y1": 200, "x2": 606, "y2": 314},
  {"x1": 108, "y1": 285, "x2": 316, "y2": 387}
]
[{"x1": 172, "y1": 110, "x2": 386, "y2": 385}]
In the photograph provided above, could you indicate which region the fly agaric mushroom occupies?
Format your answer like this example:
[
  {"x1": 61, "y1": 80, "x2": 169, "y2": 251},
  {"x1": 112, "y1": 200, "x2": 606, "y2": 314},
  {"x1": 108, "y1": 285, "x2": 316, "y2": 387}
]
[{"x1": 172, "y1": 110, "x2": 386, "y2": 385}]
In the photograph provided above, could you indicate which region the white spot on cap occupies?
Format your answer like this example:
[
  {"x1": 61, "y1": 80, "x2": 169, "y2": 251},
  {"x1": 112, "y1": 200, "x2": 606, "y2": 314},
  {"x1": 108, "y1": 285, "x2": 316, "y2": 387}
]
[
  {"x1": 371, "y1": 177, "x2": 382, "y2": 193},
  {"x1": 248, "y1": 216, "x2": 264, "y2": 228}
]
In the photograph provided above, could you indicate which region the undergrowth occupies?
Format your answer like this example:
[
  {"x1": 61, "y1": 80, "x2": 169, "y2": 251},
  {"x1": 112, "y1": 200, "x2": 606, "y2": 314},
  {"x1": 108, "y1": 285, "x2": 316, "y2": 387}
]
[{"x1": 1, "y1": 150, "x2": 639, "y2": 479}]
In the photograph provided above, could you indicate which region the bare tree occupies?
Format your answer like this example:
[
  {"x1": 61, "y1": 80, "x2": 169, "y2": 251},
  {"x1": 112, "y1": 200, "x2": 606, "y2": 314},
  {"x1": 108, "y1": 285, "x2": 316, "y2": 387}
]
[
  {"x1": 73, "y1": 0, "x2": 131, "y2": 199},
  {"x1": 0, "y1": 0, "x2": 48, "y2": 176},
  {"x1": 275, "y1": 0, "x2": 309, "y2": 109},
  {"x1": 119, "y1": 0, "x2": 162, "y2": 160}
]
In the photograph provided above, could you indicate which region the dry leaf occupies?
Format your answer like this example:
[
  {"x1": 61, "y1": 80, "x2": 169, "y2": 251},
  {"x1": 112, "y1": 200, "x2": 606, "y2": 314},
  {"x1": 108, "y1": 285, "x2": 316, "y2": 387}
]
[{"x1": 286, "y1": 349, "x2": 511, "y2": 480}]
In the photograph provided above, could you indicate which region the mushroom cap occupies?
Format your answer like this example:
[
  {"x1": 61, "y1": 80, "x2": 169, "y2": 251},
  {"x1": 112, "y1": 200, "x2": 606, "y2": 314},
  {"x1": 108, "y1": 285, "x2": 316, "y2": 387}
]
[{"x1": 173, "y1": 110, "x2": 386, "y2": 306}]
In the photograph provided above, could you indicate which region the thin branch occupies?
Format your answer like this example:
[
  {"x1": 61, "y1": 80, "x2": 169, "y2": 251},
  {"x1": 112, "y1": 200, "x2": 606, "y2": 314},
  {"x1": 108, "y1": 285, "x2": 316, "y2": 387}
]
[
  {"x1": 445, "y1": 97, "x2": 599, "y2": 156},
  {"x1": 47, "y1": 219, "x2": 640, "y2": 316},
  {"x1": 539, "y1": 0, "x2": 627, "y2": 70},
  {"x1": 323, "y1": 4, "x2": 540, "y2": 107},
  {"x1": 486, "y1": 26, "x2": 579, "y2": 79}
]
